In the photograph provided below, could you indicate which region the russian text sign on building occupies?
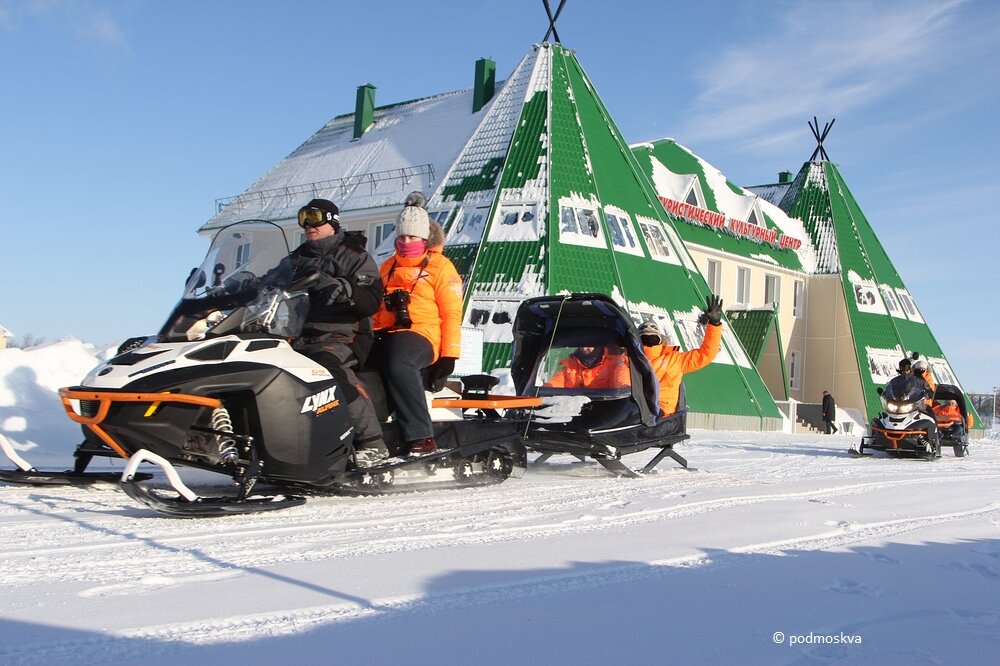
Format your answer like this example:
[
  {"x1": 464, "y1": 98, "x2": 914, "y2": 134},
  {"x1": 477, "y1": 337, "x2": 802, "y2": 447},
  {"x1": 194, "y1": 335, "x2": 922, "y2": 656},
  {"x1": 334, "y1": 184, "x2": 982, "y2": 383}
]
[{"x1": 658, "y1": 196, "x2": 802, "y2": 251}]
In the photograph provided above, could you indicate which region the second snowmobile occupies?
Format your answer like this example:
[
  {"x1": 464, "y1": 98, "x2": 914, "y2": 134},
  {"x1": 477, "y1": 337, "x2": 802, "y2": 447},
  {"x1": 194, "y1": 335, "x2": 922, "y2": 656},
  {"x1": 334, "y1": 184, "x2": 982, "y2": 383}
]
[{"x1": 851, "y1": 373, "x2": 946, "y2": 459}]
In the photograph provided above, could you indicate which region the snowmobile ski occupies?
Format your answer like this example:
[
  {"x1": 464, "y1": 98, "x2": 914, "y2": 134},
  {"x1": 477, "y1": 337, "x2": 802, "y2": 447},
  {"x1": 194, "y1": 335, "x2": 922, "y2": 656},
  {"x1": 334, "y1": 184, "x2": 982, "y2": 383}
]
[
  {"x1": 0, "y1": 433, "x2": 152, "y2": 486},
  {"x1": 119, "y1": 449, "x2": 305, "y2": 517}
]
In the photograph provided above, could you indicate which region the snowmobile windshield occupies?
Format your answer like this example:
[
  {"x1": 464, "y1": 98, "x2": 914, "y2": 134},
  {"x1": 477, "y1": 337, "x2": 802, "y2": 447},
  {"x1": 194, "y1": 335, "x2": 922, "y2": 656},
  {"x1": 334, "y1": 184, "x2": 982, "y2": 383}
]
[
  {"x1": 881, "y1": 374, "x2": 930, "y2": 412},
  {"x1": 159, "y1": 221, "x2": 308, "y2": 342}
]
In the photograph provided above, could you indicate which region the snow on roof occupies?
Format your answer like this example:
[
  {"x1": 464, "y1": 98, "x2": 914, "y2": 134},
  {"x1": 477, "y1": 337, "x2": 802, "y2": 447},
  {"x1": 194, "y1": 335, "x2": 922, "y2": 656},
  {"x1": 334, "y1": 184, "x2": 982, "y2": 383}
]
[
  {"x1": 0, "y1": 325, "x2": 12, "y2": 337},
  {"x1": 746, "y1": 182, "x2": 791, "y2": 207},
  {"x1": 202, "y1": 86, "x2": 497, "y2": 231}
]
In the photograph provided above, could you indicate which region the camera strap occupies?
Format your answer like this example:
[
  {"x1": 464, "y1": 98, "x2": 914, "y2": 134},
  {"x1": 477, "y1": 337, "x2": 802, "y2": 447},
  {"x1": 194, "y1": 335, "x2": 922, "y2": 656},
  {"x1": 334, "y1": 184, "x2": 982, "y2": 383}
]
[{"x1": 386, "y1": 256, "x2": 430, "y2": 295}]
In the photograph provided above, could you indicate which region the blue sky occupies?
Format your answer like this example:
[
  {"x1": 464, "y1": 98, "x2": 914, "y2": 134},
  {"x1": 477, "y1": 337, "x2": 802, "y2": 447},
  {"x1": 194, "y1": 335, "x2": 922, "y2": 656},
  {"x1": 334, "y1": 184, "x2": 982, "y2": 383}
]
[{"x1": 1, "y1": 0, "x2": 997, "y2": 391}]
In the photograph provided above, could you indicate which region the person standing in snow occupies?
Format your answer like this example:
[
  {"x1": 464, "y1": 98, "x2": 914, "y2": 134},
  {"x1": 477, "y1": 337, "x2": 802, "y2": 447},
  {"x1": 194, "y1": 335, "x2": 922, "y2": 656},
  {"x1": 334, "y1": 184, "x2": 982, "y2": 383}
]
[
  {"x1": 821, "y1": 390, "x2": 838, "y2": 434},
  {"x1": 370, "y1": 192, "x2": 463, "y2": 456},
  {"x1": 289, "y1": 198, "x2": 388, "y2": 465},
  {"x1": 638, "y1": 295, "x2": 723, "y2": 418}
]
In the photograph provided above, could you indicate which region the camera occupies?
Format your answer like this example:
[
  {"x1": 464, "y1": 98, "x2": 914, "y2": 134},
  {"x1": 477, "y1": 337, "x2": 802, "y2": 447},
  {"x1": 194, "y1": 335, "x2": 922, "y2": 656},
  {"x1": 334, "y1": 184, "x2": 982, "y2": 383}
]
[{"x1": 384, "y1": 289, "x2": 412, "y2": 329}]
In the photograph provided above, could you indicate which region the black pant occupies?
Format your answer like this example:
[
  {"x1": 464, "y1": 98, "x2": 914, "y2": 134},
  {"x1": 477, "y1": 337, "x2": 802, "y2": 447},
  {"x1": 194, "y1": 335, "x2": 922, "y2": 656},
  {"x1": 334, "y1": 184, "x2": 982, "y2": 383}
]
[
  {"x1": 296, "y1": 338, "x2": 383, "y2": 447},
  {"x1": 371, "y1": 331, "x2": 435, "y2": 441},
  {"x1": 824, "y1": 419, "x2": 838, "y2": 434}
]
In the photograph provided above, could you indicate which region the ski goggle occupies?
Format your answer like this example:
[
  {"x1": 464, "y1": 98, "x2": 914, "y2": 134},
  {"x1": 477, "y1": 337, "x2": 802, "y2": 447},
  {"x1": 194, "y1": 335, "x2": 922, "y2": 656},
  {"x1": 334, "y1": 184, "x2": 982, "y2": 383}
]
[{"x1": 297, "y1": 207, "x2": 338, "y2": 228}]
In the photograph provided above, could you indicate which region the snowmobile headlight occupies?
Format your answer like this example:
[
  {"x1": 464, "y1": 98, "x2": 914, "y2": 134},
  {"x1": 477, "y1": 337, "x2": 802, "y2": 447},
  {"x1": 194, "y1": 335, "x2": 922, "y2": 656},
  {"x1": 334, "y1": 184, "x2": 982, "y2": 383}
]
[{"x1": 886, "y1": 400, "x2": 916, "y2": 414}]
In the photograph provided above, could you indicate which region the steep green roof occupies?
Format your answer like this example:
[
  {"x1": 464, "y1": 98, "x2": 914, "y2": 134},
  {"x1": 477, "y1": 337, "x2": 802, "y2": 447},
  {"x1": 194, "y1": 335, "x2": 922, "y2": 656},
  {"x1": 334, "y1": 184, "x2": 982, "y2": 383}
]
[
  {"x1": 433, "y1": 44, "x2": 780, "y2": 421},
  {"x1": 781, "y1": 160, "x2": 977, "y2": 426},
  {"x1": 727, "y1": 309, "x2": 777, "y2": 365}
]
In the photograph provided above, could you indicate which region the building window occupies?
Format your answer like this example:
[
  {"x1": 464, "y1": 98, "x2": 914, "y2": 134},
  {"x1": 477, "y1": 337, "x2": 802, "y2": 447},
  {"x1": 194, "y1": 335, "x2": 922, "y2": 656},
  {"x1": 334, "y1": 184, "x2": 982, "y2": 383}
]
[
  {"x1": 764, "y1": 274, "x2": 780, "y2": 308},
  {"x1": 736, "y1": 267, "x2": 751, "y2": 305},
  {"x1": 793, "y1": 280, "x2": 804, "y2": 317},
  {"x1": 234, "y1": 241, "x2": 251, "y2": 268},
  {"x1": 638, "y1": 221, "x2": 673, "y2": 261},
  {"x1": 557, "y1": 202, "x2": 606, "y2": 249},
  {"x1": 789, "y1": 350, "x2": 801, "y2": 390},
  {"x1": 489, "y1": 203, "x2": 542, "y2": 242},
  {"x1": 706, "y1": 259, "x2": 721, "y2": 294},
  {"x1": 371, "y1": 221, "x2": 394, "y2": 249}
]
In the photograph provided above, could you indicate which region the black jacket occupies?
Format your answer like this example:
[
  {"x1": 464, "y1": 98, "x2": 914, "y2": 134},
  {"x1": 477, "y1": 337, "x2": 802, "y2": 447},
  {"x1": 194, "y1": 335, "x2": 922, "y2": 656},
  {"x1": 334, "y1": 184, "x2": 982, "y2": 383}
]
[
  {"x1": 822, "y1": 393, "x2": 836, "y2": 420},
  {"x1": 289, "y1": 232, "x2": 384, "y2": 361}
]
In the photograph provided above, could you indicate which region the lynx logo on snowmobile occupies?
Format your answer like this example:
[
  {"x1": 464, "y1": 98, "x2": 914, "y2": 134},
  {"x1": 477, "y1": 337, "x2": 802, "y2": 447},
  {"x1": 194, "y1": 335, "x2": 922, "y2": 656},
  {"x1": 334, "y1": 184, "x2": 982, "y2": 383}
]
[{"x1": 301, "y1": 387, "x2": 340, "y2": 416}]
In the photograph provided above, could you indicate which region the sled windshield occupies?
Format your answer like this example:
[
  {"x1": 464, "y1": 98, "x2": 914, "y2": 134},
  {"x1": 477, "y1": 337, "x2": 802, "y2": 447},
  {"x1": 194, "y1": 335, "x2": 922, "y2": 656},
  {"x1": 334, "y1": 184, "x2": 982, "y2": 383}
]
[{"x1": 159, "y1": 221, "x2": 307, "y2": 342}]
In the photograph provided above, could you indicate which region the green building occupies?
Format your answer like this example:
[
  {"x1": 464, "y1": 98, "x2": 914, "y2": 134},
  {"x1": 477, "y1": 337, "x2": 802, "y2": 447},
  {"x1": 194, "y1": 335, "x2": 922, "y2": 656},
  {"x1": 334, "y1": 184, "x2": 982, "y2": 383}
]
[{"x1": 200, "y1": 43, "x2": 978, "y2": 435}]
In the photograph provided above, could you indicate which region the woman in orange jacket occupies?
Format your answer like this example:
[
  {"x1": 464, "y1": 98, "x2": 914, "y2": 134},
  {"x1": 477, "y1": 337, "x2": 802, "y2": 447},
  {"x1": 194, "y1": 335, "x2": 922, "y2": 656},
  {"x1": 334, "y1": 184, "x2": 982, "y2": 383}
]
[
  {"x1": 638, "y1": 295, "x2": 724, "y2": 417},
  {"x1": 371, "y1": 192, "x2": 463, "y2": 455}
]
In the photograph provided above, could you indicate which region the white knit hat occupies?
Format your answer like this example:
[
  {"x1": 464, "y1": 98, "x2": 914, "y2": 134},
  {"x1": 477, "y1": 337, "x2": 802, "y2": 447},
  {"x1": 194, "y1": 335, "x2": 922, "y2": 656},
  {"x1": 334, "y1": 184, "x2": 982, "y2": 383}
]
[{"x1": 396, "y1": 191, "x2": 431, "y2": 240}]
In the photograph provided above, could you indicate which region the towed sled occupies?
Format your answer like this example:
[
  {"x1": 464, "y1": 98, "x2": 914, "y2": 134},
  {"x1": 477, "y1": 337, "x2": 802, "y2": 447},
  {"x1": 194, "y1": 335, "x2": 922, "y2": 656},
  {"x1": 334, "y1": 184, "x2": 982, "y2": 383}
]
[
  {"x1": 851, "y1": 375, "x2": 969, "y2": 460},
  {"x1": 931, "y1": 384, "x2": 970, "y2": 458},
  {"x1": 510, "y1": 293, "x2": 692, "y2": 477},
  {"x1": 0, "y1": 221, "x2": 530, "y2": 516}
]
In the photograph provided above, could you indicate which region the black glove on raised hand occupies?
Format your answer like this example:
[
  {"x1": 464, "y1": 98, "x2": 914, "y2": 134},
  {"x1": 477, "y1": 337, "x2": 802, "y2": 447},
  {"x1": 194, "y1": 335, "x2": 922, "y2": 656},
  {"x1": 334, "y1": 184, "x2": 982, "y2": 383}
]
[
  {"x1": 702, "y1": 294, "x2": 723, "y2": 326},
  {"x1": 427, "y1": 357, "x2": 457, "y2": 391}
]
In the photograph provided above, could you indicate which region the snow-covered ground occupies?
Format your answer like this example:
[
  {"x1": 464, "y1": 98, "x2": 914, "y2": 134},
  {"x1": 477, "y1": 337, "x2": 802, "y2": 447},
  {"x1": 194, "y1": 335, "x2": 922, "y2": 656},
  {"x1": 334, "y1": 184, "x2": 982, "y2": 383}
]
[{"x1": 2, "y1": 341, "x2": 999, "y2": 665}]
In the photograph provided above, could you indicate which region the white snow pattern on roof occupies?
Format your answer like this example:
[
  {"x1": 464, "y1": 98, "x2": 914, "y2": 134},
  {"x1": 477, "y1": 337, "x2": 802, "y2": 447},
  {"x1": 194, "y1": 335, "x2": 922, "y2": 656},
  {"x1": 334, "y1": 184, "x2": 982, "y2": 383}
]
[{"x1": 203, "y1": 86, "x2": 496, "y2": 231}]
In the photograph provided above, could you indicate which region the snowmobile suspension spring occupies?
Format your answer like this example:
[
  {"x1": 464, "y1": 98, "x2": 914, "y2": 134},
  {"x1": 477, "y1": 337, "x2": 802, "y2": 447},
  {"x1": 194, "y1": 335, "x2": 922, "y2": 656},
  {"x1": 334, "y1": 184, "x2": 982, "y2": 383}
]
[{"x1": 211, "y1": 407, "x2": 240, "y2": 465}]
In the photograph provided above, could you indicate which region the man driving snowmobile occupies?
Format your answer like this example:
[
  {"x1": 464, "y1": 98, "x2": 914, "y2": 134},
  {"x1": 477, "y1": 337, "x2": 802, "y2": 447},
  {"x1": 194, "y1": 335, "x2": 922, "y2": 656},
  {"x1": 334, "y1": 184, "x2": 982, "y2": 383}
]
[{"x1": 289, "y1": 198, "x2": 388, "y2": 465}]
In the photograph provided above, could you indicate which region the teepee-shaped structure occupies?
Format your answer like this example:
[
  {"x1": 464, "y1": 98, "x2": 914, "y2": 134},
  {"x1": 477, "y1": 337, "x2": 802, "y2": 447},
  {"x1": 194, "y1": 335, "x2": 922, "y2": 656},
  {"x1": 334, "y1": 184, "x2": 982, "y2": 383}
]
[
  {"x1": 426, "y1": 43, "x2": 782, "y2": 428},
  {"x1": 777, "y1": 122, "x2": 977, "y2": 425}
]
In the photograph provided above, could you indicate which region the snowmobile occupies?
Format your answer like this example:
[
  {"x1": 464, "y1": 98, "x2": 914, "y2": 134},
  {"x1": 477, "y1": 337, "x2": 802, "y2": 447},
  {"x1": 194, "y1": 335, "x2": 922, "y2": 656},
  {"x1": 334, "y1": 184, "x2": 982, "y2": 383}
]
[
  {"x1": 0, "y1": 221, "x2": 531, "y2": 516},
  {"x1": 509, "y1": 293, "x2": 693, "y2": 477},
  {"x1": 851, "y1": 373, "x2": 951, "y2": 459}
]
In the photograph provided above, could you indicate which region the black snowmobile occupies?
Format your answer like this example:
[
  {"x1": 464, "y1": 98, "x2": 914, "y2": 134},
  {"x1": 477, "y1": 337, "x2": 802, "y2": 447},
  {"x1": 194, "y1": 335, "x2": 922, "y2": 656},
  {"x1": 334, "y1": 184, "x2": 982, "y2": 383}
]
[
  {"x1": 0, "y1": 221, "x2": 530, "y2": 516},
  {"x1": 851, "y1": 373, "x2": 946, "y2": 459},
  {"x1": 509, "y1": 293, "x2": 693, "y2": 477}
]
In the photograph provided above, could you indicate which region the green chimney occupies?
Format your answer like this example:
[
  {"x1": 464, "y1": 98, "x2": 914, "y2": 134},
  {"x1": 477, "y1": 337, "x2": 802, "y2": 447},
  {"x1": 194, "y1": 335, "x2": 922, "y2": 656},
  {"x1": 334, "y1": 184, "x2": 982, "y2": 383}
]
[
  {"x1": 778, "y1": 170, "x2": 793, "y2": 184},
  {"x1": 473, "y1": 58, "x2": 496, "y2": 113},
  {"x1": 354, "y1": 83, "x2": 376, "y2": 139}
]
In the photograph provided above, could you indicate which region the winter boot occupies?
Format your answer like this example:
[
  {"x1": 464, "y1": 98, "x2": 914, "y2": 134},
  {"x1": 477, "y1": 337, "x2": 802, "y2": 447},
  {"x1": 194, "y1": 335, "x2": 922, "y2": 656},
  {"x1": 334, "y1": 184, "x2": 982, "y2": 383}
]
[
  {"x1": 407, "y1": 437, "x2": 437, "y2": 456},
  {"x1": 355, "y1": 439, "x2": 390, "y2": 468}
]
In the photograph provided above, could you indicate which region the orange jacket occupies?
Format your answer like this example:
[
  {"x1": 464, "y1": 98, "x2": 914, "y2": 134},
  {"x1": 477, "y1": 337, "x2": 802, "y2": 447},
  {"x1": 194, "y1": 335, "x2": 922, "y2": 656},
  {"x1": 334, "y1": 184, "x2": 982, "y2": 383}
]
[
  {"x1": 373, "y1": 247, "x2": 463, "y2": 362},
  {"x1": 933, "y1": 402, "x2": 962, "y2": 424},
  {"x1": 545, "y1": 350, "x2": 630, "y2": 389},
  {"x1": 643, "y1": 323, "x2": 722, "y2": 416}
]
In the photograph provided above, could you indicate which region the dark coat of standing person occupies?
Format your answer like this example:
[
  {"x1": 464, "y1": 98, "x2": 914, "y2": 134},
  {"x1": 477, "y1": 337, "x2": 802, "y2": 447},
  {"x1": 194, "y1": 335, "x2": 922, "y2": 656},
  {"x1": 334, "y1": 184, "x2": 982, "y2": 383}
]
[
  {"x1": 371, "y1": 192, "x2": 463, "y2": 456},
  {"x1": 290, "y1": 198, "x2": 388, "y2": 464},
  {"x1": 821, "y1": 390, "x2": 838, "y2": 434}
]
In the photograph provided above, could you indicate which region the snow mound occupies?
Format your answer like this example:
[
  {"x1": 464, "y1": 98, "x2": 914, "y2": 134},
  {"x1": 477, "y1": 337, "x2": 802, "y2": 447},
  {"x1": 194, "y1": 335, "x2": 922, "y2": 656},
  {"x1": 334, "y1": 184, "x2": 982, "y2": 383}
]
[{"x1": 0, "y1": 339, "x2": 109, "y2": 462}]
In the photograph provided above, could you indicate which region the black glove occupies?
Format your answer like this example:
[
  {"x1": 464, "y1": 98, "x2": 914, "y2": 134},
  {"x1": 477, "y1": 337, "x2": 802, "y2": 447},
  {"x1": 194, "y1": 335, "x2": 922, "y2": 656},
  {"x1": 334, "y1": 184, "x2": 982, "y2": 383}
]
[
  {"x1": 701, "y1": 294, "x2": 723, "y2": 326},
  {"x1": 427, "y1": 357, "x2": 457, "y2": 391},
  {"x1": 316, "y1": 277, "x2": 352, "y2": 306}
]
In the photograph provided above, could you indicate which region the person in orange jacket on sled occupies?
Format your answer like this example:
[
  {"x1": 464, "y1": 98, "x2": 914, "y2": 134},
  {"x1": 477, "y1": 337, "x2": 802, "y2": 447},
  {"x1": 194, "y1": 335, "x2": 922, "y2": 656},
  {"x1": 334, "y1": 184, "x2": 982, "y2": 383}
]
[{"x1": 638, "y1": 295, "x2": 724, "y2": 418}]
